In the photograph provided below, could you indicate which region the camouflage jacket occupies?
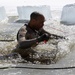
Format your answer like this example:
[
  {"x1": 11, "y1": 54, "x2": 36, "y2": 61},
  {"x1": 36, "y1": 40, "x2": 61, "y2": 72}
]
[{"x1": 17, "y1": 23, "x2": 46, "y2": 48}]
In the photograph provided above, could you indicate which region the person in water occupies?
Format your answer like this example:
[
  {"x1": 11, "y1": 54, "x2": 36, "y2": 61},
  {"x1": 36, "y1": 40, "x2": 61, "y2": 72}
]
[{"x1": 13, "y1": 11, "x2": 65, "y2": 62}]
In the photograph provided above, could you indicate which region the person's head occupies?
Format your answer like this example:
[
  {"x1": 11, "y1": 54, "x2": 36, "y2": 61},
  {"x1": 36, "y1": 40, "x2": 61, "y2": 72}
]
[{"x1": 28, "y1": 11, "x2": 45, "y2": 30}]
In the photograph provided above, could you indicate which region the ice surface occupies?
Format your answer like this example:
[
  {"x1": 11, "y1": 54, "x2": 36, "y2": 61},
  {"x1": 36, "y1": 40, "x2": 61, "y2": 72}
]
[
  {"x1": 17, "y1": 5, "x2": 52, "y2": 20},
  {"x1": 0, "y1": 7, "x2": 8, "y2": 22},
  {"x1": 60, "y1": 4, "x2": 75, "y2": 25}
]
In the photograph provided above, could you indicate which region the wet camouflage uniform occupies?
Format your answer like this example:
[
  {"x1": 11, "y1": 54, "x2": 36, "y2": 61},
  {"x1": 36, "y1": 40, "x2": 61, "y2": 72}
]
[{"x1": 13, "y1": 24, "x2": 45, "y2": 60}]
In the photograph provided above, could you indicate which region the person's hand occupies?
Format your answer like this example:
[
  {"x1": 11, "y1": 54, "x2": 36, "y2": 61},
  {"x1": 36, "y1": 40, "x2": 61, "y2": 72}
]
[{"x1": 37, "y1": 33, "x2": 50, "y2": 42}]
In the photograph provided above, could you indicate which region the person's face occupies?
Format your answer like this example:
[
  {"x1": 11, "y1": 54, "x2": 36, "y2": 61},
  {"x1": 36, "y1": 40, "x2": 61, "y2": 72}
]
[{"x1": 34, "y1": 16, "x2": 45, "y2": 30}]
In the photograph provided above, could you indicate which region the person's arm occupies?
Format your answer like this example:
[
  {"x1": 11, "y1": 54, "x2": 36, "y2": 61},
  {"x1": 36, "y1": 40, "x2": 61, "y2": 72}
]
[
  {"x1": 17, "y1": 26, "x2": 38, "y2": 49},
  {"x1": 19, "y1": 38, "x2": 38, "y2": 49},
  {"x1": 40, "y1": 28, "x2": 66, "y2": 39},
  {"x1": 18, "y1": 33, "x2": 49, "y2": 49},
  {"x1": 17, "y1": 26, "x2": 49, "y2": 49}
]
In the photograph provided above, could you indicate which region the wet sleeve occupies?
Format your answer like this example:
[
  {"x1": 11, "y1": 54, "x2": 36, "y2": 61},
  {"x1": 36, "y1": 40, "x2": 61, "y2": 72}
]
[{"x1": 17, "y1": 26, "x2": 27, "y2": 42}]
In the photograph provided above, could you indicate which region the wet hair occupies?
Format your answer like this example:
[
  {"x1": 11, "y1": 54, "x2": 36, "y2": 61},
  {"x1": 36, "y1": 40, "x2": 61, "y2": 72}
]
[{"x1": 30, "y1": 11, "x2": 44, "y2": 20}]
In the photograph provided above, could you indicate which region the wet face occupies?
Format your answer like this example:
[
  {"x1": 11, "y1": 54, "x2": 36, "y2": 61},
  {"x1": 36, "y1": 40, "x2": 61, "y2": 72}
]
[{"x1": 34, "y1": 16, "x2": 45, "y2": 30}]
